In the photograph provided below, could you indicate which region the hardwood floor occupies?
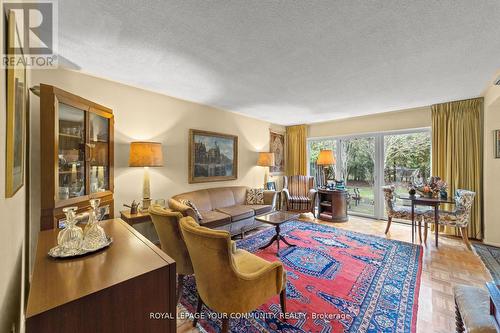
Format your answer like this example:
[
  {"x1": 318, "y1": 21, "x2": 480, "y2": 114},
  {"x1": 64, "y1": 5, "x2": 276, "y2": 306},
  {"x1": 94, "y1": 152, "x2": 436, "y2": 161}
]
[{"x1": 177, "y1": 216, "x2": 492, "y2": 333}]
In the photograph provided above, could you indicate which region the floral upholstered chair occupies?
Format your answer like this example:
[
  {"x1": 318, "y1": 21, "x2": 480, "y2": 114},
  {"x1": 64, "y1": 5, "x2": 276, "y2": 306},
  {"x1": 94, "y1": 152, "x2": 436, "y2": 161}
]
[
  {"x1": 422, "y1": 189, "x2": 475, "y2": 250},
  {"x1": 382, "y1": 186, "x2": 431, "y2": 240}
]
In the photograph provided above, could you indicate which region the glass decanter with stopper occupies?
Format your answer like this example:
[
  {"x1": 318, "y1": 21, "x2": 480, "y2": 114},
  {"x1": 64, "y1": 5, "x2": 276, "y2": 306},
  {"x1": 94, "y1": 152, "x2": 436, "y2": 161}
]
[
  {"x1": 57, "y1": 206, "x2": 84, "y2": 255},
  {"x1": 83, "y1": 198, "x2": 107, "y2": 249}
]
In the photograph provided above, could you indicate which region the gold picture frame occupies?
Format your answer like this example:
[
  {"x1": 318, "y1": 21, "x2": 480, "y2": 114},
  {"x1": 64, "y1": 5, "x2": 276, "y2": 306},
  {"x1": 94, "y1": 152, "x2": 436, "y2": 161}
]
[
  {"x1": 189, "y1": 129, "x2": 238, "y2": 183},
  {"x1": 5, "y1": 10, "x2": 27, "y2": 198}
]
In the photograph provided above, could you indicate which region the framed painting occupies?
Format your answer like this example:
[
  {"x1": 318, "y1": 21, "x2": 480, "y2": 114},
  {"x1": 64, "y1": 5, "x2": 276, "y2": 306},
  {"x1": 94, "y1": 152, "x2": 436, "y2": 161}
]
[
  {"x1": 496, "y1": 130, "x2": 500, "y2": 159},
  {"x1": 189, "y1": 129, "x2": 238, "y2": 183},
  {"x1": 269, "y1": 130, "x2": 285, "y2": 174},
  {"x1": 5, "y1": 10, "x2": 27, "y2": 198}
]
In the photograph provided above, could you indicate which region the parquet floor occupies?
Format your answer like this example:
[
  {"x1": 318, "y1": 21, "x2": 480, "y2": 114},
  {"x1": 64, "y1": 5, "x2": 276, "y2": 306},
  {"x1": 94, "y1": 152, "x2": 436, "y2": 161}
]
[{"x1": 177, "y1": 216, "x2": 492, "y2": 333}]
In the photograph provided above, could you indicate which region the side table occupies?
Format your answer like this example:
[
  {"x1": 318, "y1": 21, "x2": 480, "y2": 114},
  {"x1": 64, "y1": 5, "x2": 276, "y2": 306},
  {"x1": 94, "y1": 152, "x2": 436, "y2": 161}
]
[
  {"x1": 120, "y1": 209, "x2": 152, "y2": 225},
  {"x1": 120, "y1": 209, "x2": 160, "y2": 246}
]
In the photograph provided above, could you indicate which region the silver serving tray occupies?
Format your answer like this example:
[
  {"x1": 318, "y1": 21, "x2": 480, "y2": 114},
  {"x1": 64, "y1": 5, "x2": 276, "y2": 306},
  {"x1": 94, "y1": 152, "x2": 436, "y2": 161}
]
[{"x1": 48, "y1": 236, "x2": 113, "y2": 258}]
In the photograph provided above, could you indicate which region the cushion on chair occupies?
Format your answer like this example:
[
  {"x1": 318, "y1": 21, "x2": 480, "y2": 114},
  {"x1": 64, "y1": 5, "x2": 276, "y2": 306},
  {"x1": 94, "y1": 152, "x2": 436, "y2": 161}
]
[
  {"x1": 199, "y1": 210, "x2": 232, "y2": 228},
  {"x1": 390, "y1": 206, "x2": 432, "y2": 220},
  {"x1": 290, "y1": 196, "x2": 311, "y2": 203},
  {"x1": 242, "y1": 204, "x2": 273, "y2": 216},
  {"x1": 216, "y1": 205, "x2": 255, "y2": 222},
  {"x1": 453, "y1": 284, "x2": 496, "y2": 333}
]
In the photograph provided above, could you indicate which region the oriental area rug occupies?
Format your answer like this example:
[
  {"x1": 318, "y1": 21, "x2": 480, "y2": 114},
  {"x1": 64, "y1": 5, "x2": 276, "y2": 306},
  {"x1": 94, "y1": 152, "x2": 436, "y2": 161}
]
[{"x1": 180, "y1": 220, "x2": 422, "y2": 333}]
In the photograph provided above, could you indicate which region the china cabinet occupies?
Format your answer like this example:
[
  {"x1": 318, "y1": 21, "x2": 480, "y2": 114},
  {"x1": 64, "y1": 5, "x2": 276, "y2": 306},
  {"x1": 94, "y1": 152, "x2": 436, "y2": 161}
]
[{"x1": 39, "y1": 84, "x2": 114, "y2": 230}]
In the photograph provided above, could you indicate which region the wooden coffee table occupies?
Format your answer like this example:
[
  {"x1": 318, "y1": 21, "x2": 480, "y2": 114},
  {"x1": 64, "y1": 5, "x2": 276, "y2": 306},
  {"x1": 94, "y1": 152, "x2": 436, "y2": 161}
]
[{"x1": 256, "y1": 211, "x2": 299, "y2": 256}]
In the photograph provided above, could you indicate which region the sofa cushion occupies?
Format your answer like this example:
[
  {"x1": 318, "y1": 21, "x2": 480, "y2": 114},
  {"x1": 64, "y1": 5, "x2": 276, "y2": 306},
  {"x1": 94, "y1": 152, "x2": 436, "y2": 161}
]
[
  {"x1": 178, "y1": 199, "x2": 203, "y2": 221},
  {"x1": 173, "y1": 190, "x2": 213, "y2": 212},
  {"x1": 242, "y1": 204, "x2": 272, "y2": 216},
  {"x1": 216, "y1": 205, "x2": 255, "y2": 222},
  {"x1": 246, "y1": 188, "x2": 264, "y2": 204},
  {"x1": 199, "y1": 210, "x2": 231, "y2": 229},
  {"x1": 454, "y1": 284, "x2": 496, "y2": 333}
]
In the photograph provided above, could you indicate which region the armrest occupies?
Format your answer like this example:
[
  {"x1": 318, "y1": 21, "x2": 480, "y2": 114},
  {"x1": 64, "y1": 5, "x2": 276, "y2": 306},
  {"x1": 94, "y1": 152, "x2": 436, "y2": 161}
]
[
  {"x1": 233, "y1": 257, "x2": 285, "y2": 293},
  {"x1": 168, "y1": 198, "x2": 200, "y2": 223},
  {"x1": 263, "y1": 190, "x2": 277, "y2": 208},
  {"x1": 282, "y1": 188, "x2": 290, "y2": 200},
  {"x1": 308, "y1": 188, "x2": 317, "y2": 201}
]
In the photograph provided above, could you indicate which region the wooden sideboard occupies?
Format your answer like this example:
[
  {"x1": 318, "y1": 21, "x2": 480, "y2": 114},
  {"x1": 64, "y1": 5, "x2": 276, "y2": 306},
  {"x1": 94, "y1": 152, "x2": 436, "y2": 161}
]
[
  {"x1": 26, "y1": 218, "x2": 176, "y2": 333},
  {"x1": 317, "y1": 189, "x2": 349, "y2": 222}
]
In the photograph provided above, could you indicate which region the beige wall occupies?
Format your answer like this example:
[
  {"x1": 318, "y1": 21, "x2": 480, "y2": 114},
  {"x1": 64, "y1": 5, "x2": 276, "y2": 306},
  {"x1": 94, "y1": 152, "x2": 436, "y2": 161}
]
[
  {"x1": 30, "y1": 68, "x2": 284, "y2": 240},
  {"x1": 483, "y1": 84, "x2": 500, "y2": 246},
  {"x1": 308, "y1": 106, "x2": 431, "y2": 138},
  {"x1": 0, "y1": 3, "x2": 27, "y2": 332}
]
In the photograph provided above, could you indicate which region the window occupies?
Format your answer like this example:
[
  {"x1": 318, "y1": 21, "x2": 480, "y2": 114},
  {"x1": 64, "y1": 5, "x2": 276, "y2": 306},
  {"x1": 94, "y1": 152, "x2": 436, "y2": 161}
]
[{"x1": 307, "y1": 129, "x2": 431, "y2": 219}]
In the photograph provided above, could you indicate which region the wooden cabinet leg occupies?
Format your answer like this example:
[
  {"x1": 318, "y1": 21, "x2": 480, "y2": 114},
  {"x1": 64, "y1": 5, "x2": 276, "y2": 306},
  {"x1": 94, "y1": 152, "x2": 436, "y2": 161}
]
[{"x1": 424, "y1": 222, "x2": 428, "y2": 244}]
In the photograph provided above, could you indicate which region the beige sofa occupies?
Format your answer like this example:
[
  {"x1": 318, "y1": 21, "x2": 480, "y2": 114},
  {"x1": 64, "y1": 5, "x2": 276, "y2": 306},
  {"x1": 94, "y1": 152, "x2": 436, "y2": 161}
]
[{"x1": 168, "y1": 186, "x2": 277, "y2": 236}]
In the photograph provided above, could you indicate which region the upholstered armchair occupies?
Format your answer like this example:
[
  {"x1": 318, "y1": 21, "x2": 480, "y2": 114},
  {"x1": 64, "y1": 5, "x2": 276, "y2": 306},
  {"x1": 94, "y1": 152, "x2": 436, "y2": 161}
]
[
  {"x1": 179, "y1": 216, "x2": 287, "y2": 333},
  {"x1": 149, "y1": 205, "x2": 194, "y2": 303},
  {"x1": 382, "y1": 186, "x2": 431, "y2": 240},
  {"x1": 422, "y1": 189, "x2": 476, "y2": 250},
  {"x1": 282, "y1": 175, "x2": 317, "y2": 215}
]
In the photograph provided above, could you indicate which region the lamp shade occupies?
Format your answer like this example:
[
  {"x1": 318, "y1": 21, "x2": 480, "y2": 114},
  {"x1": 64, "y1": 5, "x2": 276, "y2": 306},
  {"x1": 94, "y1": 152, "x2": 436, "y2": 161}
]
[
  {"x1": 317, "y1": 150, "x2": 335, "y2": 165},
  {"x1": 257, "y1": 152, "x2": 275, "y2": 167},
  {"x1": 128, "y1": 142, "x2": 164, "y2": 167}
]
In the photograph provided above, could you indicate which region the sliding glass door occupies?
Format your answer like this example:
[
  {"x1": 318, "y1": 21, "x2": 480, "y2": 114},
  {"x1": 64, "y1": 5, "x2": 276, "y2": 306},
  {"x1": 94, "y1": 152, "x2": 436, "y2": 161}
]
[
  {"x1": 340, "y1": 137, "x2": 376, "y2": 216},
  {"x1": 307, "y1": 129, "x2": 431, "y2": 220}
]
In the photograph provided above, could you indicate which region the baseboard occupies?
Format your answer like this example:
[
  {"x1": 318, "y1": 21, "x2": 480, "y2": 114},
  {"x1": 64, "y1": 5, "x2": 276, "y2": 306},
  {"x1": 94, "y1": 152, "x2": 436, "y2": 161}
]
[{"x1": 482, "y1": 239, "x2": 500, "y2": 248}]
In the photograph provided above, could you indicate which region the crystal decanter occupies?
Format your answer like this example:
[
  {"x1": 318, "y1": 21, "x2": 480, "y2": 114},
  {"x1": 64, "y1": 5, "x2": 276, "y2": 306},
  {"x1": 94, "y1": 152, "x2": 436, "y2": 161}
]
[
  {"x1": 83, "y1": 198, "x2": 107, "y2": 249},
  {"x1": 57, "y1": 206, "x2": 84, "y2": 255}
]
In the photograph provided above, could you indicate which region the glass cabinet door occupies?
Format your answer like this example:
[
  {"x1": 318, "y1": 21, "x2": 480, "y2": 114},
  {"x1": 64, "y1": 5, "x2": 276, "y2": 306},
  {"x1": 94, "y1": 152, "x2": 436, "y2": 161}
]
[
  {"x1": 58, "y1": 103, "x2": 85, "y2": 200},
  {"x1": 89, "y1": 112, "x2": 110, "y2": 193}
]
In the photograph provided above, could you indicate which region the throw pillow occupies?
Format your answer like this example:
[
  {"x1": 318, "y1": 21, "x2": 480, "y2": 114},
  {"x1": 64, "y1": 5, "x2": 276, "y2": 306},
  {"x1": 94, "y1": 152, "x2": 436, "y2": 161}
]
[
  {"x1": 179, "y1": 199, "x2": 203, "y2": 221},
  {"x1": 246, "y1": 188, "x2": 264, "y2": 205}
]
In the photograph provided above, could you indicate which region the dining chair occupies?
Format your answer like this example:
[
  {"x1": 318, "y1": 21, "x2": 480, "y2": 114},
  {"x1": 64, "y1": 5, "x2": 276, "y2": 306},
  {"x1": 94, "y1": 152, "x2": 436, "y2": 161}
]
[
  {"x1": 382, "y1": 186, "x2": 431, "y2": 242},
  {"x1": 422, "y1": 189, "x2": 476, "y2": 250}
]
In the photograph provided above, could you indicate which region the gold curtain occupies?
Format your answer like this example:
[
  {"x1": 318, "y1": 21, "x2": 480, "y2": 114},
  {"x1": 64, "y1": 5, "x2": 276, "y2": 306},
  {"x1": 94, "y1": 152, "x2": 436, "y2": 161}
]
[
  {"x1": 286, "y1": 125, "x2": 307, "y2": 176},
  {"x1": 431, "y1": 98, "x2": 483, "y2": 239}
]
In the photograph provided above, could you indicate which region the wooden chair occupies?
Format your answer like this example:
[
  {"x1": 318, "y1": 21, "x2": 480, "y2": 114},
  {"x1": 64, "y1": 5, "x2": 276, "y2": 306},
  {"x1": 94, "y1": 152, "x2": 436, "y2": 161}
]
[
  {"x1": 422, "y1": 189, "x2": 476, "y2": 250},
  {"x1": 382, "y1": 186, "x2": 431, "y2": 239}
]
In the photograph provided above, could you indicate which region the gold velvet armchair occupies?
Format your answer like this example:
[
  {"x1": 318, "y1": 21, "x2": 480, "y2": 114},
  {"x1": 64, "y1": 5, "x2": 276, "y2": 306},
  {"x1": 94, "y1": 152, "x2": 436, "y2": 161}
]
[
  {"x1": 149, "y1": 205, "x2": 194, "y2": 303},
  {"x1": 282, "y1": 175, "x2": 317, "y2": 215},
  {"x1": 179, "y1": 216, "x2": 287, "y2": 333}
]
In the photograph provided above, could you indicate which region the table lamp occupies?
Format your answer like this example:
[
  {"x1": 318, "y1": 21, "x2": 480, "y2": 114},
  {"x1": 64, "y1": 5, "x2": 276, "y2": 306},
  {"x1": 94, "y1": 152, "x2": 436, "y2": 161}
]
[
  {"x1": 317, "y1": 150, "x2": 335, "y2": 188},
  {"x1": 128, "y1": 142, "x2": 163, "y2": 211},
  {"x1": 257, "y1": 152, "x2": 275, "y2": 187}
]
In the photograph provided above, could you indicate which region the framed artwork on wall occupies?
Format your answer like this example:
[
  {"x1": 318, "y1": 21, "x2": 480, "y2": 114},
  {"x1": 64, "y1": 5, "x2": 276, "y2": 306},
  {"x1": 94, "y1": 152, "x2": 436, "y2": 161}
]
[
  {"x1": 5, "y1": 10, "x2": 27, "y2": 198},
  {"x1": 496, "y1": 130, "x2": 500, "y2": 159},
  {"x1": 189, "y1": 129, "x2": 238, "y2": 183},
  {"x1": 269, "y1": 130, "x2": 285, "y2": 174}
]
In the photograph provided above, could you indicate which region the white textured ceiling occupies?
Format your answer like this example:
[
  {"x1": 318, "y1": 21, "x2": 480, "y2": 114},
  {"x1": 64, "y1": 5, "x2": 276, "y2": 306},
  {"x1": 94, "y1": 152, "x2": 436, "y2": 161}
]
[{"x1": 58, "y1": 1, "x2": 500, "y2": 125}]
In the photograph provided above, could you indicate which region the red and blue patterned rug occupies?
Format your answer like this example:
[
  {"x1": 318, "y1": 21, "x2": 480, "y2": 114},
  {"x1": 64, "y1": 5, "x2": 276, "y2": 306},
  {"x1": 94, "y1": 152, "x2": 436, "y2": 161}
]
[{"x1": 180, "y1": 220, "x2": 422, "y2": 333}]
